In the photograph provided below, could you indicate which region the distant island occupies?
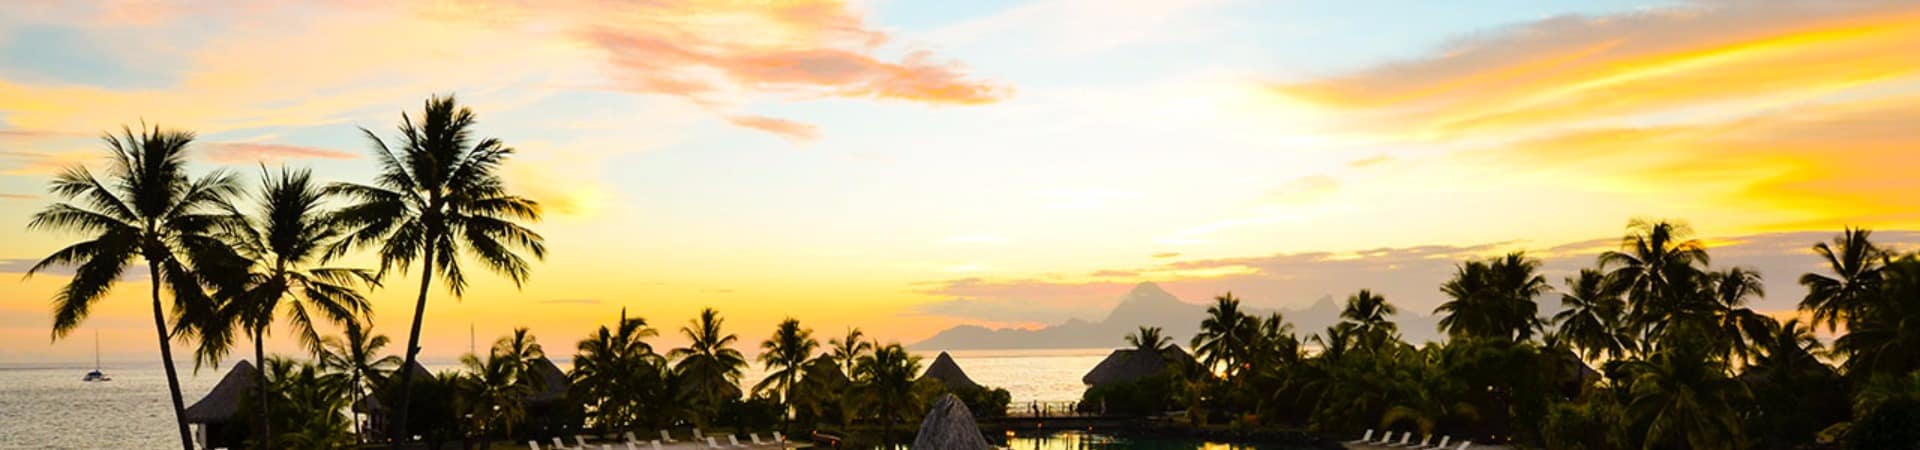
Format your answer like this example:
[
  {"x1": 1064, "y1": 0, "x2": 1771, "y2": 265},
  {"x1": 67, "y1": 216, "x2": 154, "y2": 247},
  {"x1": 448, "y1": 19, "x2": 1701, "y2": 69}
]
[{"x1": 910, "y1": 282, "x2": 1444, "y2": 350}]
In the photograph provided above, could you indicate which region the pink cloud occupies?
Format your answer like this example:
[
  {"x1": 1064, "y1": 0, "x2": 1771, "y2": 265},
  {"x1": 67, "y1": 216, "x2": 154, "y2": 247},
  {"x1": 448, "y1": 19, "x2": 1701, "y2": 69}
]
[
  {"x1": 200, "y1": 142, "x2": 358, "y2": 164},
  {"x1": 725, "y1": 115, "x2": 820, "y2": 142}
]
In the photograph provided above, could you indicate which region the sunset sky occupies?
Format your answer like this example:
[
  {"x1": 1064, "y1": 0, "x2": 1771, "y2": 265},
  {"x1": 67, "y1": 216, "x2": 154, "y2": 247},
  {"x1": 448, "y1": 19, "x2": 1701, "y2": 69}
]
[{"x1": 4, "y1": 0, "x2": 1920, "y2": 363}]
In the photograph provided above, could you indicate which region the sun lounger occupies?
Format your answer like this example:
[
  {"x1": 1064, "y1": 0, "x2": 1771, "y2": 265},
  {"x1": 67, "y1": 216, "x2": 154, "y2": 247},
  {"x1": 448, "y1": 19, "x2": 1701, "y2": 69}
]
[
  {"x1": 553, "y1": 437, "x2": 573, "y2": 450},
  {"x1": 694, "y1": 429, "x2": 706, "y2": 440},
  {"x1": 626, "y1": 442, "x2": 640, "y2": 450},
  {"x1": 751, "y1": 433, "x2": 767, "y2": 445},
  {"x1": 773, "y1": 431, "x2": 786, "y2": 443},
  {"x1": 661, "y1": 430, "x2": 679, "y2": 444},
  {"x1": 576, "y1": 436, "x2": 593, "y2": 449},
  {"x1": 1391, "y1": 433, "x2": 1411, "y2": 446},
  {"x1": 1370, "y1": 431, "x2": 1395, "y2": 445},
  {"x1": 1410, "y1": 434, "x2": 1437, "y2": 447},
  {"x1": 1421, "y1": 436, "x2": 1451, "y2": 449},
  {"x1": 1345, "y1": 429, "x2": 1375, "y2": 444},
  {"x1": 652, "y1": 440, "x2": 665, "y2": 450},
  {"x1": 1452, "y1": 441, "x2": 1472, "y2": 450},
  {"x1": 706, "y1": 437, "x2": 724, "y2": 450},
  {"x1": 625, "y1": 432, "x2": 639, "y2": 443},
  {"x1": 529, "y1": 442, "x2": 542, "y2": 450},
  {"x1": 727, "y1": 435, "x2": 747, "y2": 448}
]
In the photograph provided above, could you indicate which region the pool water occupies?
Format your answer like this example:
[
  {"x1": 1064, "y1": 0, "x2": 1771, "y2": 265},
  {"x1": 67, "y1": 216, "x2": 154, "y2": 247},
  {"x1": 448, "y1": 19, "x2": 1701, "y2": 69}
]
[{"x1": 1003, "y1": 430, "x2": 1324, "y2": 450}]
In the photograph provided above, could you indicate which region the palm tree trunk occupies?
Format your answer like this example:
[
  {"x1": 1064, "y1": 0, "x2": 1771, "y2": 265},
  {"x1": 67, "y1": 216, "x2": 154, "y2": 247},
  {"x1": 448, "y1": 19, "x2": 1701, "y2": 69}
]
[
  {"x1": 254, "y1": 329, "x2": 271, "y2": 449},
  {"x1": 390, "y1": 251, "x2": 436, "y2": 445},
  {"x1": 150, "y1": 262, "x2": 195, "y2": 450}
]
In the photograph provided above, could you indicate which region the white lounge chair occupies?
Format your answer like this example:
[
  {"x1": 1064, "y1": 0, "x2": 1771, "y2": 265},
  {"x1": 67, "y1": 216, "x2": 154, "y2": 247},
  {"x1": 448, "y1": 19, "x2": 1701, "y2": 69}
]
[
  {"x1": 773, "y1": 431, "x2": 786, "y2": 443},
  {"x1": 553, "y1": 437, "x2": 573, "y2": 450},
  {"x1": 625, "y1": 432, "x2": 639, "y2": 443},
  {"x1": 1391, "y1": 433, "x2": 1411, "y2": 446},
  {"x1": 1422, "y1": 436, "x2": 1451, "y2": 449},
  {"x1": 1370, "y1": 431, "x2": 1396, "y2": 445},
  {"x1": 530, "y1": 442, "x2": 543, "y2": 450},
  {"x1": 651, "y1": 440, "x2": 665, "y2": 450},
  {"x1": 576, "y1": 436, "x2": 593, "y2": 449},
  {"x1": 727, "y1": 435, "x2": 747, "y2": 448},
  {"x1": 1452, "y1": 441, "x2": 1472, "y2": 450},
  {"x1": 1402, "y1": 434, "x2": 1432, "y2": 448},
  {"x1": 694, "y1": 429, "x2": 706, "y2": 440},
  {"x1": 1345, "y1": 429, "x2": 1375, "y2": 444},
  {"x1": 626, "y1": 442, "x2": 640, "y2": 450},
  {"x1": 750, "y1": 433, "x2": 767, "y2": 445},
  {"x1": 706, "y1": 437, "x2": 724, "y2": 449},
  {"x1": 660, "y1": 430, "x2": 679, "y2": 444}
]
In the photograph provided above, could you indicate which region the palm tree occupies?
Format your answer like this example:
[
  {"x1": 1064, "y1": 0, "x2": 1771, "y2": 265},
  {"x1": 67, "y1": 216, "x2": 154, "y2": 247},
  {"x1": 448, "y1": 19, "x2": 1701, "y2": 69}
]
[
  {"x1": 1125, "y1": 326, "x2": 1173, "y2": 354},
  {"x1": 255, "y1": 357, "x2": 357, "y2": 450},
  {"x1": 317, "y1": 321, "x2": 400, "y2": 442},
  {"x1": 1746, "y1": 319, "x2": 1827, "y2": 381},
  {"x1": 24, "y1": 125, "x2": 240, "y2": 450},
  {"x1": 827, "y1": 327, "x2": 872, "y2": 378},
  {"x1": 854, "y1": 343, "x2": 925, "y2": 446},
  {"x1": 201, "y1": 167, "x2": 376, "y2": 446},
  {"x1": 755, "y1": 318, "x2": 818, "y2": 427},
  {"x1": 458, "y1": 346, "x2": 535, "y2": 445},
  {"x1": 1190, "y1": 293, "x2": 1254, "y2": 378},
  {"x1": 1341, "y1": 289, "x2": 1398, "y2": 347},
  {"x1": 1700, "y1": 267, "x2": 1773, "y2": 366},
  {"x1": 1436, "y1": 252, "x2": 1547, "y2": 341},
  {"x1": 326, "y1": 95, "x2": 546, "y2": 441},
  {"x1": 1833, "y1": 254, "x2": 1920, "y2": 376},
  {"x1": 1799, "y1": 228, "x2": 1886, "y2": 331},
  {"x1": 1552, "y1": 269, "x2": 1632, "y2": 360},
  {"x1": 573, "y1": 309, "x2": 662, "y2": 432},
  {"x1": 1600, "y1": 219, "x2": 1709, "y2": 346},
  {"x1": 1625, "y1": 347, "x2": 1748, "y2": 449},
  {"x1": 669, "y1": 308, "x2": 747, "y2": 426}
]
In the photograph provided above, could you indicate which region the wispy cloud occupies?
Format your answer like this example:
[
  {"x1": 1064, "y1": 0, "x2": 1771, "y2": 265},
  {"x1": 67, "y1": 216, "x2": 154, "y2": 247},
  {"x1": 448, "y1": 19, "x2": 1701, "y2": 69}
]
[
  {"x1": 200, "y1": 142, "x2": 358, "y2": 164},
  {"x1": 536, "y1": 298, "x2": 601, "y2": 305},
  {"x1": 725, "y1": 115, "x2": 820, "y2": 142}
]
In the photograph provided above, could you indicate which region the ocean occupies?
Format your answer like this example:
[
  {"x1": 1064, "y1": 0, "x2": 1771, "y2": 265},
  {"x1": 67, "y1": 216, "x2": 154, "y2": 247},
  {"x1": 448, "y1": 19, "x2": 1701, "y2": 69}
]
[{"x1": 0, "y1": 349, "x2": 1108, "y2": 449}]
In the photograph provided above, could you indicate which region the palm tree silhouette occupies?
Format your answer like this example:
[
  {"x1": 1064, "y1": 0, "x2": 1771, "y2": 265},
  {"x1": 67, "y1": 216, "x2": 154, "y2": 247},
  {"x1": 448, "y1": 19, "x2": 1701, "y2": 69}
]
[
  {"x1": 573, "y1": 308, "x2": 662, "y2": 432},
  {"x1": 1191, "y1": 293, "x2": 1253, "y2": 377},
  {"x1": 755, "y1": 318, "x2": 818, "y2": 428},
  {"x1": 202, "y1": 166, "x2": 375, "y2": 445},
  {"x1": 325, "y1": 95, "x2": 546, "y2": 441},
  {"x1": 1436, "y1": 253, "x2": 1546, "y2": 342},
  {"x1": 25, "y1": 125, "x2": 240, "y2": 450},
  {"x1": 317, "y1": 321, "x2": 400, "y2": 442},
  {"x1": 1552, "y1": 269, "x2": 1631, "y2": 360},
  {"x1": 1125, "y1": 326, "x2": 1172, "y2": 354},
  {"x1": 1625, "y1": 347, "x2": 1747, "y2": 449},
  {"x1": 670, "y1": 308, "x2": 746, "y2": 427},
  {"x1": 1799, "y1": 228, "x2": 1886, "y2": 331},
  {"x1": 1600, "y1": 219, "x2": 1708, "y2": 348},
  {"x1": 828, "y1": 327, "x2": 872, "y2": 377},
  {"x1": 1340, "y1": 289, "x2": 1398, "y2": 348},
  {"x1": 855, "y1": 343, "x2": 923, "y2": 447}
]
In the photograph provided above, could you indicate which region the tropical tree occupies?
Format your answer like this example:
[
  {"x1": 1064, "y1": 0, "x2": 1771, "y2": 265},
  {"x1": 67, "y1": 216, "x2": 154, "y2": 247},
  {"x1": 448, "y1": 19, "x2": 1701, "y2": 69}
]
[
  {"x1": 1624, "y1": 347, "x2": 1749, "y2": 449},
  {"x1": 1832, "y1": 254, "x2": 1920, "y2": 376},
  {"x1": 1698, "y1": 267, "x2": 1774, "y2": 366},
  {"x1": 24, "y1": 124, "x2": 240, "y2": 450},
  {"x1": 1799, "y1": 228, "x2": 1887, "y2": 332},
  {"x1": 1341, "y1": 289, "x2": 1399, "y2": 349},
  {"x1": 251, "y1": 357, "x2": 356, "y2": 450},
  {"x1": 202, "y1": 167, "x2": 375, "y2": 446},
  {"x1": 326, "y1": 95, "x2": 546, "y2": 441},
  {"x1": 1190, "y1": 293, "x2": 1254, "y2": 378},
  {"x1": 1435, "y1": 252, "x2": 1547, "y2": 342},
  {"x1": 1126, "y1": 326, "x2": 1173, "y2": 354},
  {"x1": 316, "y1": 321, "x2": 400, "y2": 441},
  {"x1": 1600, "y1": 219, "x2": 1709, "y2": 348},
  {"x1": 1552, "y1": 269, "x2": 1632, "y2": 360},
  {"x1": 458, "y1": 346, "x2": 535, "y2": 445},
  {"x1": 670, "y1": 308, "x2": 747, "y2": 426},
  {"x1": 573, "y1": 309, "x2": 664, "y2": 432},
  {"x1": 827, "y1": 327, "x2": 872, "y2": 377},
  {"x1": 755, "y1": 317, "x2": 818, "y2": 426},
  {"x1": 854, "y1": 343, "x2": 925, "y2": 446}
]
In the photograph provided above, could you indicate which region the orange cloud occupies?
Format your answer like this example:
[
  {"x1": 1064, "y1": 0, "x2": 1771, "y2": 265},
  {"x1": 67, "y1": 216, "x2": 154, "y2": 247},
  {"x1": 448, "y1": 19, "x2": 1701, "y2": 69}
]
[
  {"x1": 725, "y1": 115, "x2": 820, "y2": 142},
  {"x1": 199, "y1": 142, "x2": 357, "y2": 164},
  {"x1": 1274, "y1": 2, "x2": 1920, "y2": 137}
]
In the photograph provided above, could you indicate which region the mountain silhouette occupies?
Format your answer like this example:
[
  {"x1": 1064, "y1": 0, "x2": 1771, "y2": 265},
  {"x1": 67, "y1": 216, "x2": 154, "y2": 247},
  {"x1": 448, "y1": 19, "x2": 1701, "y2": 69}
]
[{"x1": 910, "y1": 282, "x2": 1446, "y2": 351}]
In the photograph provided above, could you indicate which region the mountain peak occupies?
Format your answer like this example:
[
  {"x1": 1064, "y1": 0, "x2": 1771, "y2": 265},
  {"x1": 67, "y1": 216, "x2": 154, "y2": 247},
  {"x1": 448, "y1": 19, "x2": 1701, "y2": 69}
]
[{"x1": 1104, "y1": 282, "x2": 1192, "y2": 324}]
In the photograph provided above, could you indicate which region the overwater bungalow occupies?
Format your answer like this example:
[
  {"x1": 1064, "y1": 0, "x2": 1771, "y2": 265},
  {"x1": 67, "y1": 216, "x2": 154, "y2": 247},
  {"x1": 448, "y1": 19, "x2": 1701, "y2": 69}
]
[
  {"x1": 521, "y1": 357, "x2": 582, "y2": 438},
  {"x1": 920, "y1": 351, "x2": 982, "y2": 391},
  {"x1": 1081, "y1": 345, "x2": 1195, "y2": 388},
  {"x1": 351, "y1": 361, "x2": 434, "y2": 439},
  {"x1": 184, "y1": 360, "x2": 258, "y2": 450}
]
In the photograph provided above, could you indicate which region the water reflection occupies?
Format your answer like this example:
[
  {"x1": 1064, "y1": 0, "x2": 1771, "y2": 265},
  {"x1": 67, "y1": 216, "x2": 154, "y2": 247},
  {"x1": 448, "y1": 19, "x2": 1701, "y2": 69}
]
[{"x1": 1003, "y1": 430, "x2": 1280, "y2": 450}]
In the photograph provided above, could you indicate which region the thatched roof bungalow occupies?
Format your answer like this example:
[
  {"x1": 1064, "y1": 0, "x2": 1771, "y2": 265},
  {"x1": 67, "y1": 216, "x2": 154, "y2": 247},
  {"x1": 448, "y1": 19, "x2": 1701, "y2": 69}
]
[
  {"x1": 1081, "y1": 345, "x2": 1194, "y2": 388},
  {"x1": 184, "y1": 360, "x2": 259, "y2": 450},
  {"x1": 919, "y1": 352, "x2": 981, "y2": 391},
  {"x1": 910, "y1": 394, "x2": 992, "y2": 450}
]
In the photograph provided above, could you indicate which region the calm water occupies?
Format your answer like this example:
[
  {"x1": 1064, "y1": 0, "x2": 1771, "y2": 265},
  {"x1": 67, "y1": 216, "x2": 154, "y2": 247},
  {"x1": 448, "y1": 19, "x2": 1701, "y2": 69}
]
[{"x1": 0, "y1": 349, "x2": 1107, "y2": 449}]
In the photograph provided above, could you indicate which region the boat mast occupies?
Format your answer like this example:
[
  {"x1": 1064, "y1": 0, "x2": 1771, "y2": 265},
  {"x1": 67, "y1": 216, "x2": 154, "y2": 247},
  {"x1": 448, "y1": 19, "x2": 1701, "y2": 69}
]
[{"x1": 93, "y1": 330, "x2": 101, "y2": 371}]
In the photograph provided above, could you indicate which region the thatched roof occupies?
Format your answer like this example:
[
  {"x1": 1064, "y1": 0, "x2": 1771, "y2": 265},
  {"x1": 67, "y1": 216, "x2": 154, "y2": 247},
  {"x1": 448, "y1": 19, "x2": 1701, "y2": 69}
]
[
  {"x1": 919, "y1": 352, "x2": 981, "y2": 391},
  {"x1": 352, "y1": 361, "x2": 434, "y2": 413},
  {"x1": 1557, "y1": 351, "x2": 1601, "y2": 386},
  {"x1": 1082, "y1": 345, "x2": 1192, "y2": 387},
  {"x1": 910, "y1": 394, "x2": 991, "y2": 450},
  {"x1": 185, "y1": 360, "x2": 258, "y2": 424},
  {"x1": 528, "y1": 357, "x2": 570, "y2": 403}
]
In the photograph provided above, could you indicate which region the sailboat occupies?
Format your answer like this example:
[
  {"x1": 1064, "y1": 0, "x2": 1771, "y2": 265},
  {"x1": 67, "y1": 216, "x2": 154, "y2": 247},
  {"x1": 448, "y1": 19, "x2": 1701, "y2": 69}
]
[{"x1": 83, "y1": 330, "x2": 110, "y2": 382}]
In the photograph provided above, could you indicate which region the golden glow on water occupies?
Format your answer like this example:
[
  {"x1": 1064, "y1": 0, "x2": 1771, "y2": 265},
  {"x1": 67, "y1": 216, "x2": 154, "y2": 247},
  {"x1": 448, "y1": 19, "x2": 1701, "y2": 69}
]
[{"x1": 1004, "y1": 431, "x2": 1286, "y2": 450}]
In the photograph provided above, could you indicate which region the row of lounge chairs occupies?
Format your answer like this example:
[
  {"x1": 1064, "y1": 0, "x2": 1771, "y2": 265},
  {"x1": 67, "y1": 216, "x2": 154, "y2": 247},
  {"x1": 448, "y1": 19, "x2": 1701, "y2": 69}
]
[
  {"x1": 1343, "y1": 429, "x2": 1470, "y2": 450},
  {"x1": 530, "y1": 429, "x2": 788, "y2": 450}
]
